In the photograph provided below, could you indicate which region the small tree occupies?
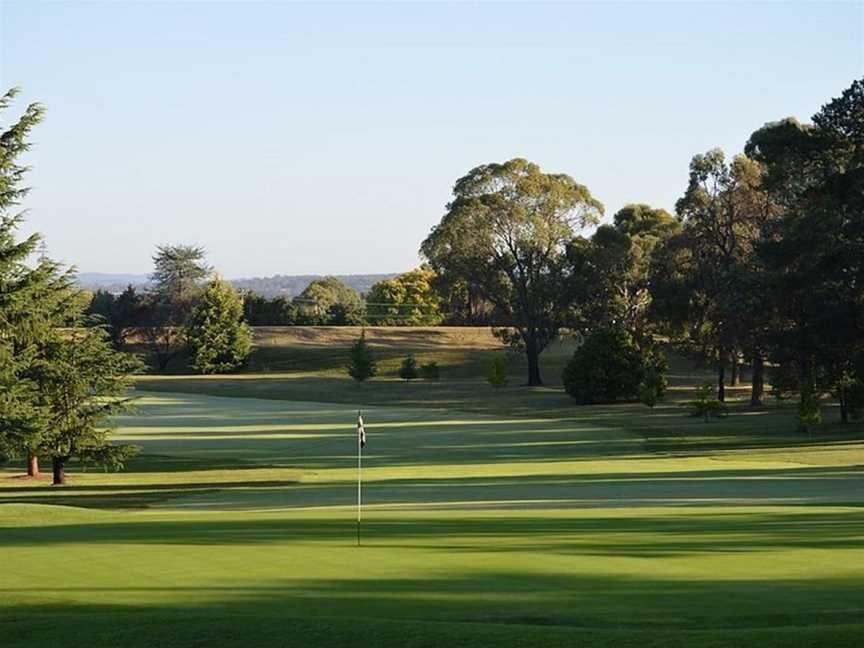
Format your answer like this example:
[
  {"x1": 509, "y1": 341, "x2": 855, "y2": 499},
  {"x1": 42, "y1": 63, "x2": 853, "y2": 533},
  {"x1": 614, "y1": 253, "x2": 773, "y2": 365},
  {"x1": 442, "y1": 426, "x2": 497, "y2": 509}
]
[
  {"x1": 188, "y1": 276, "x2": 253, "y2": 374},
  {"x1": 144, "y1": 244, "x2": 211, "y2": 370},
  {"x1": 487, "y1": 355, "x2": 510, "y2": 388},
  {"x1": 36, "y1": 326, "x2": 143, "y2": 485},
  {"x1": 347, "y1": 332, "x2": 377, "y2": 382},
  {"x1": 562, "y1": 328, "x2": 665, "y2": 404},
  {"x1": 639, "y1": 366, "x2": 666, "y2": 409},
  {"x1": 686, "y1": 382, "x2": 728, "y2": 421},
  {"x1": 419, "y1": 361, "x2": 440, "y2": 381},
  {"x1": 399, "y1": 355, "x2": 419, "y2": 381},
  {"x1": 796, "y1": 391, "x2": 821, "y2": 434}
]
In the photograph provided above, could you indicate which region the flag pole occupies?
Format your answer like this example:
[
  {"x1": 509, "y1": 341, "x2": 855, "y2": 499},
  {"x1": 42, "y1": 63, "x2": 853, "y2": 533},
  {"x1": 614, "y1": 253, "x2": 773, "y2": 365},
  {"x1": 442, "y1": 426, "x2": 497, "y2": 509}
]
[{"x1": 357, "y1": 409, "x2": 362, "y2": 547}]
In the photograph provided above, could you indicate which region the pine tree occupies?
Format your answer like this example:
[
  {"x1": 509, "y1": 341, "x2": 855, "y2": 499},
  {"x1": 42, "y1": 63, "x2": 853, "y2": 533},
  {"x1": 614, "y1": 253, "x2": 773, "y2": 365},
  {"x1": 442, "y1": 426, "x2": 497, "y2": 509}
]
[
  {"x1": 35, "y1": 326, "x2": 143, "y2": 485},
  {"x1": 0, "y1": 88, "x2": 65, "y2": 477},
  {"x1": 188, "y1": 276, "x2": 253, "y2": 374},
  {"x1": 0, "y1": 88, "x2": 141, "y2": 483},
  {"x1": 347, "y1": 331, "x2": 377, "y2": 382}
]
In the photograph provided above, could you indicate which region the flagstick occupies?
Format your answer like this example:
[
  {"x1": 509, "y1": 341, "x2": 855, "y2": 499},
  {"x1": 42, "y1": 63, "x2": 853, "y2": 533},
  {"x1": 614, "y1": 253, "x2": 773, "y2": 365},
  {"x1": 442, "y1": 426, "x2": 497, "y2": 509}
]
[{"x1": 357, "y1": 409, "x2": 362, "y2": 547}]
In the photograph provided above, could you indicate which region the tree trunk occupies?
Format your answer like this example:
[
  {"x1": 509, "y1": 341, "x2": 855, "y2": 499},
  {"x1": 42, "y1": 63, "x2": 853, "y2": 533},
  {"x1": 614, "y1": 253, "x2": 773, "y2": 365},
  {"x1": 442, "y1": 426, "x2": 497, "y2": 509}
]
[
  {"x1": 27, "y1": 453, "x2": 39, "y2": 477},
  {"x1": 525, "y1": 335, "x2": 543, "y2": 386},
  {"x1": 717, "y1": 356, "x2": 726, "y2": 403},
  {"x1": 52, "y1": 457, "x2": 67, "y2": 486},
  {"x1": 840, "y1": 395, "x2": 849, "y2": 424},
  {"x1": 750, "y1": 353, "x2": 764, "y2": 408},
  {"x1": 730, "y1": 353, "x2": 740, "y2": 386}
]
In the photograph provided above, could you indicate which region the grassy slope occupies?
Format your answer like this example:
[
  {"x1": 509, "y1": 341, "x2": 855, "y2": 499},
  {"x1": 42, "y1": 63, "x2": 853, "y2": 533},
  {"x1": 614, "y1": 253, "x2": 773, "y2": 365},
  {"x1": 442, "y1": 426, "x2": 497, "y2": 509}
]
[{"x1": 136, "y1": 325, "x2": 758, "y2": 418}]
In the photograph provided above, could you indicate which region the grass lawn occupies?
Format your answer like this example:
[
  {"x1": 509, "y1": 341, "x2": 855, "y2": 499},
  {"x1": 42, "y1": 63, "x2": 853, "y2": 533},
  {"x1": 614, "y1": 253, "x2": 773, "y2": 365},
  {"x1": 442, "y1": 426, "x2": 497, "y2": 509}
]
[{"x1": 2, "y1": 379, "x2": 863, "y2": 647}]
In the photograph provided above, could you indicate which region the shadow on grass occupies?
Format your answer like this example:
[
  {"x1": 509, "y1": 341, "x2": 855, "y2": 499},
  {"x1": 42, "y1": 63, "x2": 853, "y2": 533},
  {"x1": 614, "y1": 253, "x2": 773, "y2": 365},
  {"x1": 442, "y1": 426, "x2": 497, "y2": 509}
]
[{"x1": 3, "y1": 508, "x2": 863, "y2": 556}]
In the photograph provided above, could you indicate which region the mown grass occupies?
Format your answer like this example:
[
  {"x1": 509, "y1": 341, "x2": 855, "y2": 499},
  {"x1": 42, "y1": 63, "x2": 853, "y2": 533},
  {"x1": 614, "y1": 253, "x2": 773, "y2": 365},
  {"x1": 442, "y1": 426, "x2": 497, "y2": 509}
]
[
  {"x1": 2, "y1": 388, "x2": 863, "y2": 647},
  {"x1": 2, "y1": 328, "x2": 863, "y2": 647}
]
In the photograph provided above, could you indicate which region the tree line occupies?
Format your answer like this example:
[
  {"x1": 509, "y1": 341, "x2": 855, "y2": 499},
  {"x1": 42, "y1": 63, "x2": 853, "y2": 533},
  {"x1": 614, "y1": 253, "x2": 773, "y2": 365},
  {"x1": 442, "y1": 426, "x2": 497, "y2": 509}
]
[
  {"x1": 87, "y1": 264, "x2": 448, "y2": 334},
  {"x1": 422, "y1": 78, "x2": 864, "y2": 427}
]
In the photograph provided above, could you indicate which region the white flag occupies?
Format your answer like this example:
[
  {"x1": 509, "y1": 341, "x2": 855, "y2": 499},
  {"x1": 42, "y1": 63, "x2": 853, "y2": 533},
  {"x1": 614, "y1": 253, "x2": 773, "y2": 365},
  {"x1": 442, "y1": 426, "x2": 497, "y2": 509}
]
[{"x1": 357, "y1": 414, "x2": 366, "y2": 448}]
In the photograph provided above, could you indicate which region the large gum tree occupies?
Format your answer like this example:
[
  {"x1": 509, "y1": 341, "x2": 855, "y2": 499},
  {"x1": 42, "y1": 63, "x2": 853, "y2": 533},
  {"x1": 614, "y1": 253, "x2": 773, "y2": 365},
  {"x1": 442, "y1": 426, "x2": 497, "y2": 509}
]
[{"x1": 421, "y1": 158, "x2": 603, "y2": 386}]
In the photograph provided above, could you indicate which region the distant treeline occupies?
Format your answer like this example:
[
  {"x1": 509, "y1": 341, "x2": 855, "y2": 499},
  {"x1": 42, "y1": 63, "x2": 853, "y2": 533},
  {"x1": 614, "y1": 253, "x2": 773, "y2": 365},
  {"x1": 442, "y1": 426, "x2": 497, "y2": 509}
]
[
  {"x1": 78, "y1": 272, "x2": 398, "y2": 299},
  {"x1": 85, "y1": 265, "x2": 492, "y2": 337}
]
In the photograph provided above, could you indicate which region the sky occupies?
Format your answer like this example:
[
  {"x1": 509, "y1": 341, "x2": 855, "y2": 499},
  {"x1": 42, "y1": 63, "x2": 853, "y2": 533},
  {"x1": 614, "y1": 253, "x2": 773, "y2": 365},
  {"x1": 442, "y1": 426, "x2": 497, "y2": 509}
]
[{"x1": 1, "y1": 1, "x2": 861, "y2": 278}]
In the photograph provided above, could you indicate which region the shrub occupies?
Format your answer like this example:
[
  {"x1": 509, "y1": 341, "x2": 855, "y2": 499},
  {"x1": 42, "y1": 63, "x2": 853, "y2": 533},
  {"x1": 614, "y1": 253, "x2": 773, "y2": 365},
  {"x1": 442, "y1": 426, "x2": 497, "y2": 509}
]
[
  {"x1": 796, "y1": 391, "x2": 821, "y2": 432},
  {"x1": 399, "y1": 355, "x2": 419, "y2": 381},
  {"x1": 347, "y1": 332, "x2": 377, "y2": 382},
  {"x1": 487, "y1": 355, "x2": 510, "y2": 388},
  {"x1": 686, "y1": 382, "x2": 727, "y2": 421},
  {"x1": 419, "y1": 361, "x2": 440, "y2": 381},
  {"x1": 639, "y1": 366, "x2": 666, "y2": 409},
  {"x1": 562, "y1": 327, "x2": 666, "y2": 404}
]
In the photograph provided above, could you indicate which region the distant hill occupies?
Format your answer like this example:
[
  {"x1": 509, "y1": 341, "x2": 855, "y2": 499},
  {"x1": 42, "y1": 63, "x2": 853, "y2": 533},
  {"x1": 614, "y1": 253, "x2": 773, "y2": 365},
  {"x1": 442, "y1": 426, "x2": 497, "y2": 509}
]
[{"x1": 77, "y1": 272, "x2": 398, "y2": 298}]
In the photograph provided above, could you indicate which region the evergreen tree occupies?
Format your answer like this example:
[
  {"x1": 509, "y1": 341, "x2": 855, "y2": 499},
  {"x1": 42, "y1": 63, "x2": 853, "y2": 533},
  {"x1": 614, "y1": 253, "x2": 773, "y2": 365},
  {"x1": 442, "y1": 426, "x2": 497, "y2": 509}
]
[
  {"x1": 188, "y1": 276, "x2": 253, "y2": 374},
  {"x1": 347, "y1": 331, "x2": 377, "y2": 382},
  {"x1": 399, "y1": 355, "x2": 419, "y2": 381},
  {"x1": 0, "y1": 88, "x2": 73, "y2": 477},
  {"x1": 144, "y1": 244, "x2": 212, "y2": 370},
  {"x1": 34, "y1": 325, "x2": 143, "y2": 485}
]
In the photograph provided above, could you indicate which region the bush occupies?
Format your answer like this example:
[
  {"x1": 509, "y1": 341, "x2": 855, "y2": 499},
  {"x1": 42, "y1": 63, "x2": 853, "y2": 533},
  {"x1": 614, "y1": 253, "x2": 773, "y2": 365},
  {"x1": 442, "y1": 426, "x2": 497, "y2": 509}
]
[
  {"x1": 399, "y1": 355, "x2": 419, "y2": 381},
  {"x1": 686, "y1": 382, "x2": 728, "y2": 420},
  {"x1": 562, "y1": 327, "x2": 666, "y2": 404},
  {"x1": 797, "y1": 391, "x2": 821, "y2": 432},
  {"x1": 487, "y1": 355, "x2": 510, "y2": 388},
  {"x1": 639, "y1": 366, "x2": 666, "y2": 409},
  {"x1": 419, "y1": 361, "x2": 439, "y2": 381},
  {"x1": 347, "y1": 332, "x2": 377, "y2": 382}
]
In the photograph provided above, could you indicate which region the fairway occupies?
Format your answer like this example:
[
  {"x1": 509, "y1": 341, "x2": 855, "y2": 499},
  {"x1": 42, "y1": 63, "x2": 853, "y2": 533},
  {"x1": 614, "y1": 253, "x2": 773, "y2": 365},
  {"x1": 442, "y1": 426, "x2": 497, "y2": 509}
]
[{"x1": 2, "y1": 390, "x2": 863, "y2": 647}]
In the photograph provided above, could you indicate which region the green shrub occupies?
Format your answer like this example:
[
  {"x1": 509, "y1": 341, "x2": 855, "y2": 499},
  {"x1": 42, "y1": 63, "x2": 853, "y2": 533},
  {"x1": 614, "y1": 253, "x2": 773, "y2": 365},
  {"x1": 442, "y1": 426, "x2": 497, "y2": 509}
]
[
  {"x1": 346, "y1": 332, "x2": 377, "y2": 382},
  {"x1": 487, "y1": 355, "x2": 510, "y2": 388},
  {"x1": 419, "y1": 361, "x2": 439, "y2": 381},
  {"x1": 686, "y1": 382, "x2": 727, "y2": 421},
  {"x1": 796, "y1": 391, "x2": 821, "y2": 432},
  {"x1": 562, "y1": 327, "x2": 666, "y2": 404},
  {"x1": 639, "y1": 366, "x2": 666, "y2": 409},
  {"x1": 399, "y1": 355, "x2": 419, "y2": 381}
]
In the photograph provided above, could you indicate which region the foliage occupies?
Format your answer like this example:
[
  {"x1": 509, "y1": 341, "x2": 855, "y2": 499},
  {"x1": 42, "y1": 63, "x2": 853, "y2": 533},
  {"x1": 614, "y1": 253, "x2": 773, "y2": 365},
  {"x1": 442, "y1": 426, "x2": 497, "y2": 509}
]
[
  {"x1": 398, "y1": 355, "x2": 419, "y2": 381},
  {"x1": 422, "y1": 158, "x2": 603, "y2": 385},
  {"x1": 746, "y1": 78, "x2": 864, "y2": 426},
  {"x1": 419, "y1": 361, "x2": 440, "y2": 381},
  {"x1": 639, "y1": 366, "x2": 666, "y2": 409},
  {"x1": 188, "y1": 276, "x2": 253, "y2": 374},
  {"x1": 243, "y1": 292, "x2": 296, "y2": 326},
  {"x1": 796, "y1": 392, "x2": 822, "y2": 433},
  {"x1": 686, "y1": 382, "x2": 728, "y2": 421},
  {"x1": 562, "y1": 328, "x2": 666, "y2": 404},
  {"x1": 33, "y1": 325, "x2": 143, "y2": 484},
  {"x1": 85, "y1": 285, "x2": 144, "y2": 347},
  {"x1": 366, "y1": 267, "x2": 442, "y2": 326},
  {"x1": 346, "y1": 331, "x2": 377, "y2": 382},
  {"x1": 294, "y1": 276, "x2": 364, "y2": 325},
  {"x1": 144, "y1": 244, "x2": 212, "y2": 370},
  {"x1": 567, "y1": 205, "x2": 678, "y2": 333},
  {"x1": 487, "y1": 355, "x2": 510, "y2": 388},
  {"x1": 650, "y1": 149, "x2": 778, "y2": 405}
]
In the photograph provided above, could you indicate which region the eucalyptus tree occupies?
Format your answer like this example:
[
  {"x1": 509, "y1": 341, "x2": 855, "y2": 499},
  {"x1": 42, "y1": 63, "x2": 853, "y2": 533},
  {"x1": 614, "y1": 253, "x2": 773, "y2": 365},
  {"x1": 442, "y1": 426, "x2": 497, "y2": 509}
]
[
  {"x1": 566, "y1": 204, "x2": 678, "y2": 332},
  {"x1": 747, "y1": 78, "x2": 864, "y2": 421},
  {"x1": 421, "y1": 158, "x2": 603, "y2": 385},
  {"x1": 652, "y1": 150, "x2": 776, "y2": 402}
]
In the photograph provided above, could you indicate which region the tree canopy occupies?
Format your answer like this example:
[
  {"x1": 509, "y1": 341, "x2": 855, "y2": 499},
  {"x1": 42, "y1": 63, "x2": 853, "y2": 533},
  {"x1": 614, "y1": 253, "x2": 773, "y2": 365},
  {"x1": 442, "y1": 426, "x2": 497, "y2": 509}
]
[{"x1": 421, "y1": 158, "x2": 603, "y2": 385}]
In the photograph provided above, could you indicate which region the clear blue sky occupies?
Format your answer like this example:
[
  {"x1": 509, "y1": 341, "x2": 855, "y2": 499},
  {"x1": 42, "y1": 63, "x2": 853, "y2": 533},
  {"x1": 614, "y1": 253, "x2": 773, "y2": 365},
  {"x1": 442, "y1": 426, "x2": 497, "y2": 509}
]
[{"x1": 1, "y1": 1, "x2": 861, "y2": 278}]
